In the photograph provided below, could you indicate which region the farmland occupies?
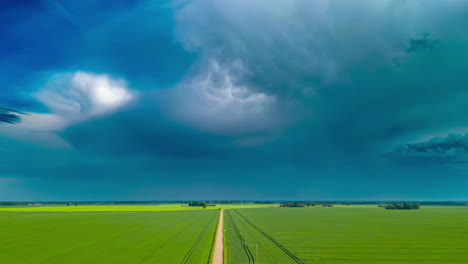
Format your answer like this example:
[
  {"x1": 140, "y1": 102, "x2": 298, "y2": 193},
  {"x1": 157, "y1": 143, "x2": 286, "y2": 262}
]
[
  {"x1": 0, "y1": 210, "x2": 219, "y2": 264},
  {"x1": 2, "y1": 204, "x2": 468, "y2": 263},
  {"x1": 0, "y1": 204, "x2": 275, "y2": 212},
  {"x1": 225, "y1": 206, "x2": 468, "y2": 264}
]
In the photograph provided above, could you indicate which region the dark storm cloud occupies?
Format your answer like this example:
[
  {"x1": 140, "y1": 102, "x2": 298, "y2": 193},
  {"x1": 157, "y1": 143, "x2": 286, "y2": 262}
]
[
  {"x1": 168, "y1": 0, "x2": 468, "y2": 147},
  {"x1": 407, "y1": 33, "x2": 441, "y2": 53},
  {"x1": 174, "y1": 0, "x2": 463, "y2": 98},
  {"x1": 0, "y1": 107, "x2": 21, "y2": 124},
  {"x1": 11, "y1": 0, "x2": 468, "y2": 160},
  {"x1": 383, "y1": 134, "x2": 468, "y2": 164},
  {"x1": 60, "y1": 108, "x2": 235, "y2": 159},
  {"x1": 4, "y1": 0, "x2": 468, "y2": 200},
  {"x1": 58, "y1": 92, "x2": 281, "y2": 160}
]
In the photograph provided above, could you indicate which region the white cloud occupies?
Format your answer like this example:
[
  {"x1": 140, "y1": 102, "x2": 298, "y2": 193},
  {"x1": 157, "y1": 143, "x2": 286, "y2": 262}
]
[
  {"x1": 37, "y1": 71, "x2": 134, "y2": 117},
  {"x1": 0, "y1": 72, "x2": 135, "y2": 146}
]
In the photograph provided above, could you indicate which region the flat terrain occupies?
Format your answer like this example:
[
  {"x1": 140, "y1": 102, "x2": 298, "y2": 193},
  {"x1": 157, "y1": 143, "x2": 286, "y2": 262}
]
[
  {"x1": 225, "y1": 206, "x2": 468, "y2": 264},
  {"x1": 0, "y1": 204, "x2": 276, "y2": 212},
  {"x1": 0, "y1": 210, "x2": 219, "y2": 264},
  {"x1": 4, "y1": 205, "x2": 468, "y2": 263}
]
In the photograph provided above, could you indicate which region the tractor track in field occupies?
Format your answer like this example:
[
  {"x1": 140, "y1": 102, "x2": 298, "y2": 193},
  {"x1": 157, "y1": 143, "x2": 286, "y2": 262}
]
[
  {"x1": 226, "y1": 210, "x2": 254, "y2": 264},
  {"x1": 180, "y1": 212, "x2": 217, "y2": 264},
  {"x1": 138, "y1": 212, "x2": 206, "y2": 264},
  {"x1": 233, "y1": 210, "x2": 305, "y2": 264}
]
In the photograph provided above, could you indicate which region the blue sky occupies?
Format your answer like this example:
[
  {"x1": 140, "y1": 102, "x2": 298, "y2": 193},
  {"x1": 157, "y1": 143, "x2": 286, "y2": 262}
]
[{"x1": 2, "y1": 0, "x2": 468, "y2": 201}]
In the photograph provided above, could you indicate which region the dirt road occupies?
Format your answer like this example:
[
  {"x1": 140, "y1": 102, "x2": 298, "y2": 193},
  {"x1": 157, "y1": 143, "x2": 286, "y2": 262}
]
[{"x1": 213, "y1": 209, "x2": 224, "y2": 264}]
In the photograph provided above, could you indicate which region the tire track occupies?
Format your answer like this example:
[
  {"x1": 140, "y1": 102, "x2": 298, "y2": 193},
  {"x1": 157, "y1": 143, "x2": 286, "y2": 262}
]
[
  {"x1": 138, "y1": 212, "x2": 205, "y2": 264},
  {"x1": 226, "y1": 210, "x2": 254, "y2": 264},
  {"x1": 180, "y1": 212, "x2": 217, "y2": 264},
  {"x1": 233, "y1": 210, "x2": 304, "y2": 264}
]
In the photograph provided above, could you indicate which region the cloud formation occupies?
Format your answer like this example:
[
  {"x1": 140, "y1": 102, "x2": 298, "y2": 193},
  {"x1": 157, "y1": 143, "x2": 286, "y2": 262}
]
[
  {"x1": 38, "y1": 72, "x2": 134, "y2": 115},
  {"x1": 30, "y1": 71, "x2": 135, "y2": 130},
  {"x1": 160, "y1": 59, "x2": 280, "y2": 135},
  {"x1": 174, "y1": 0, "x2": 424, "y2": 95},
  {"x1": 165, "y1": 0, "x2": 468, "y2": 139},
  {"x1": 3, "y1": 0, "x2": 468, "y2": 200},
  {"x1": 0, "y1": 108, "x2": 21, "y2": 125},
  {"x1": 384, "y1": 134, "x2": 468, "y2": 164},
  {"x1": 0, "y1": 72, "x2": 135, "y2": 147}
]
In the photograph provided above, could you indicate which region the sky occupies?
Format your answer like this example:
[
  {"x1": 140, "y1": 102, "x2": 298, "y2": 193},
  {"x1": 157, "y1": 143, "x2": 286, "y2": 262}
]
[{"x1": 2, "y1": 0, "x2": 468, "y2": 201}]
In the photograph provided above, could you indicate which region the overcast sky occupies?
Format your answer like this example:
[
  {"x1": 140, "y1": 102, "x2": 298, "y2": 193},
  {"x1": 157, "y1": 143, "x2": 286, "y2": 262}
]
[{"x1": 2, "y1": 0, "x2": 468, "y2": 201}]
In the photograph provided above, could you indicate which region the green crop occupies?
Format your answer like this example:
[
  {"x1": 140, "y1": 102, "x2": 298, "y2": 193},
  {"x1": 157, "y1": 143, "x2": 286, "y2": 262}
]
[
  {"x1": 225, "y1": 206, "x2": 468, "y2": 264},
  {"x1": 0, "y1": 204, "x2": 276, "y2": 212},
  {"x1": 0, "y1": 210, "x2": 218, "y2": 264}
]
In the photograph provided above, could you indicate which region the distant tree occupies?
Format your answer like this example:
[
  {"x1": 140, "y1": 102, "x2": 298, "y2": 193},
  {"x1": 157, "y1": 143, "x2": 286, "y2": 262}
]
[
  {"x1": 384, "y1": 203, "x2": 420, "y2": 210},
  {"x1": 280, "y1": 202, "x2": 307, "y2": 207},
  {"x1": 188, "y1": 201, "x2": 209, "y2": 208},
  {"x1": 0, "y1": 202, "x2": 25, "y2": 206}
]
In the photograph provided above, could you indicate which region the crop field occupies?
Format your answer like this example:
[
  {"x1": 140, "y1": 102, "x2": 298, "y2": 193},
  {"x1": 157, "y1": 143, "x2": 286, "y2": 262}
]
[
  {"x1": 0, "y1": 204, "x2": 276, "y2": 212},
  {"x1": 225, "y1": 206, "x2": 468, "y2": 264},
  {"x1": 0, "y1": 210, "x2": 219, "y2": 264},
  {"x1": 3, "y1": 205, "x2": 468, "y2": 264}
]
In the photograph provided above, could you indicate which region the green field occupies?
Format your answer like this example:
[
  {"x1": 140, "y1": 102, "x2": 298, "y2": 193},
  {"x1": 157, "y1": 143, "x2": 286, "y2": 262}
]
[
  {"x1": 3, "y1": 205, "x2": 468, "y2": 263},
  {"x1": 0, "y1": 204, "x2": 275, "y2": 212},
  {"x1": 0, "y1": 210, "x2": 219, "y2": 264},
  {"x1": 225, "y1": 206, "x2": 468, "y2": 264}
]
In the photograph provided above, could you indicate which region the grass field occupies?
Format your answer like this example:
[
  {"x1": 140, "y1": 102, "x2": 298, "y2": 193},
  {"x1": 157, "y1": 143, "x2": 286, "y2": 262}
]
[
  {"x1": 0, "y1": 210, "x2": 219, "y2": 264},
  {"x1": 4, "y1": 204, "x2": 468, "y2": 263},
  {"x1": 0, "y1": 204, "x2": 276, "y2": 212},
  {"x1": 225, "y1": 206, "x2": 468, "y2": 264}
]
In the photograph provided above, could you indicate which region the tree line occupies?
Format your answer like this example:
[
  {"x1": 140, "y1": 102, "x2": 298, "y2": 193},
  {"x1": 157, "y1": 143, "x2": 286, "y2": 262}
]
[
  {"x1": 381, "y1": 203, "x2": 420, "y2": 210},
  {"x1": 280, "y1": 202, "x2": 316, "y2": 207}
]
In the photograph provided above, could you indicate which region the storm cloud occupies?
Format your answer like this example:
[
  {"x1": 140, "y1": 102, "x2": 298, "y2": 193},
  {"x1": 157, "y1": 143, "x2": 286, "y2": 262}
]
[
  {"x1": 2, "y1": 0, "x2": 468, "y2": 200},
  {"x1": 384, "y1": 134, "x2": 468, "y2": 164},
  {"x1": 0, "y1": 108, "x2": 21, "y2": 125}
]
